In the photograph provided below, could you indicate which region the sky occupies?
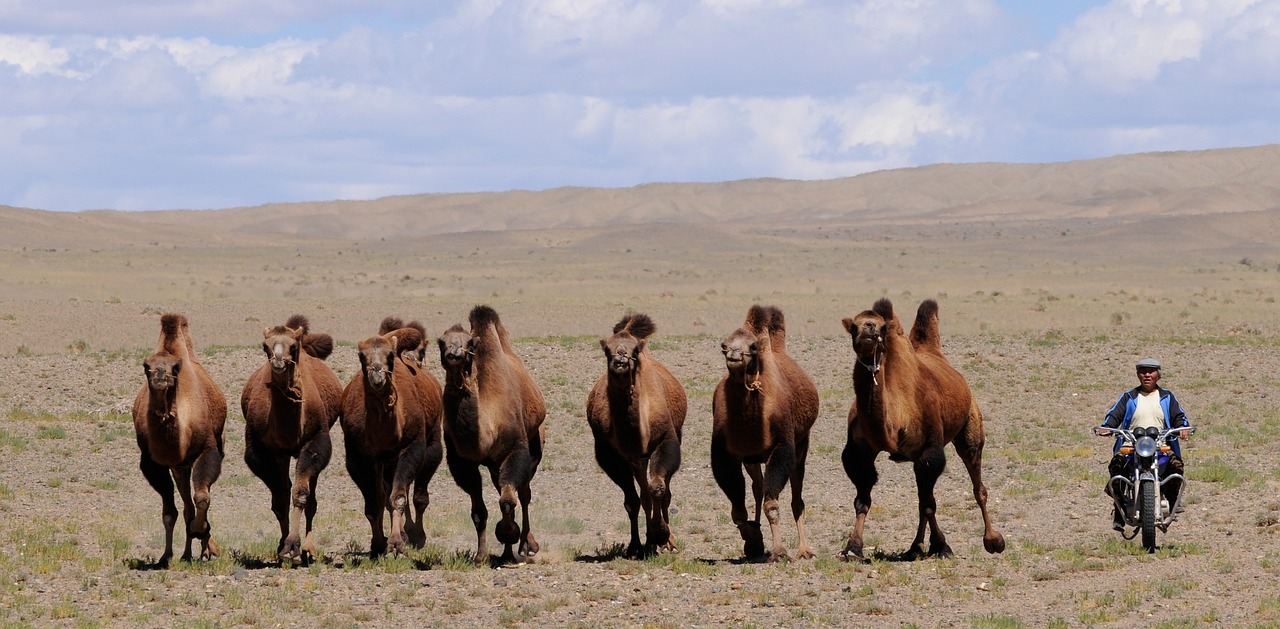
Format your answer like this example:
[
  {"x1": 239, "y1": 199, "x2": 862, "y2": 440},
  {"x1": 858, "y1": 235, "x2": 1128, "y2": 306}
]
[{"x1": 1, "y1": 0, "x2": 1278, "y2": 212}]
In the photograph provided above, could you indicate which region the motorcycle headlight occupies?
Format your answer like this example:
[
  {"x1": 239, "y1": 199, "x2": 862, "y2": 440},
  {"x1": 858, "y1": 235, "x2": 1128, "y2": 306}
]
[{"x1": 1136, "y1": 436, "x2": 1157, "y2": 458}]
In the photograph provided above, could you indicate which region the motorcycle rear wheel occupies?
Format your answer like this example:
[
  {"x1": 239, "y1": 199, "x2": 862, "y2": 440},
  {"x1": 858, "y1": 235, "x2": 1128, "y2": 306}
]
[{"x1": 1140, "y1": 478, "x2": 1157, "y2": 552}]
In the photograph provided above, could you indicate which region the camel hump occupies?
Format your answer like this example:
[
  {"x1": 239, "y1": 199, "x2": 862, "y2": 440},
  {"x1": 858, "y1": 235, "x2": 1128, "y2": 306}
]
[
  {"x1": 158, "y1": 313, "x2": 191, "y2": 357},
  {"x1": 613, "y1": 313, "x2": 655, "y2": 339},
  {"x1": 378, "y1": 316, "x2": 406, "y2": 335},
  {"x1": 388, "y1": 326, "x2": 424, "y2": 354},
  {"x1": 302, "y1": 333, "x2": 334, "y2": 360},
  {"x1": 469, "y1": 304, "x2": 511, "y2": 348},
  {"x1": 284, "y1": 314, "x2": 310, "y2": 335},
  {"x1": 910, "y1": 299, "x2": 942, "y2": 352},
  {"x1": 872, "y1": 298, "x2": 894, "y2": 320},
  {"x1": 745, "y1": 304, "x2": 786, "y2": 353}
]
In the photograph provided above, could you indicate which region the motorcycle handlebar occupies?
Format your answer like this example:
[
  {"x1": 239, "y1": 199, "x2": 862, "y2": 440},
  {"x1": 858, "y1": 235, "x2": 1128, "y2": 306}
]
[{"x1": 1092, "y1": 425, "x2": 1195, "y2": 439}]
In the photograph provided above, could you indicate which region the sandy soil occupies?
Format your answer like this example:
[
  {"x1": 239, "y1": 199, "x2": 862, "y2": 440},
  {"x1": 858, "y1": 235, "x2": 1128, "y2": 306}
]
[{"x1": 1, "y1": 300, "x2": 1278, "y2": 628}]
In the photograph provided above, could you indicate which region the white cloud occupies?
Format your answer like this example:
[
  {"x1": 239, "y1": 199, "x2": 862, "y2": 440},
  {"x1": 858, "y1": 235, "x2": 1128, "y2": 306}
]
[{"x1": 2, "y1": 0, "x2": 1280, "y2": 211}]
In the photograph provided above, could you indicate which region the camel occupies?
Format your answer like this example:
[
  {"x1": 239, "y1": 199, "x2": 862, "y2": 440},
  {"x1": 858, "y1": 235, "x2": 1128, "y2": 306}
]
[
  {"x1": 840, "y1": 298, "x2": 1005, "y2": 561},
  {"x1": 711, "y1": 305, "x2": 819, "y2": 561},
  {"x1": 240, "y1": 314, "x2": 343, "y2": 566},
  {"x1": 437, "y1": 305, "x2": 546, "y2": 564},
  {"x1": 132, "y1": 313, "x2": 227, "y2": 567},
  {"x1": 585, "y1": 313, "x2": 688, "y2": 558},
  {"x1": 340, "y1": 317, "x2": 444, "y2": 557}
]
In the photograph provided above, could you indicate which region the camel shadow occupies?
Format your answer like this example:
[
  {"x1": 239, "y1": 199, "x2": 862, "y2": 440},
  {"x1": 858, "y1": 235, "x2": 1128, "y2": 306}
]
[{"x1": 572, "y1": 543, "x2": 738, "y2": 568}]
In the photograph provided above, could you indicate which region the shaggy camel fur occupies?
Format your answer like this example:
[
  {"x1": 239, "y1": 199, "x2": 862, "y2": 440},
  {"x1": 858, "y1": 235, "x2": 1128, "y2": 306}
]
[
  {"x1": 711, "y1": 305, "x2": 820, "y2": 561},
  {"x1": 438, "y1": 305, "x2": 547, "y2": 564},
  {"x1": 340, "y1": 317, "x2": 444, "y2": 557},
  {"x1": 840, "y1": 298, "x2": 1005, "y2": 561},
  {"x1": 241, "y1": 314, "x2": 343, "y2": 565},
  {"x1": 132, "y1": 313, "x2": 228, "y2": 567},
  {"x1": 586, "y1": 313, "x2": 688, "y2": 557}
]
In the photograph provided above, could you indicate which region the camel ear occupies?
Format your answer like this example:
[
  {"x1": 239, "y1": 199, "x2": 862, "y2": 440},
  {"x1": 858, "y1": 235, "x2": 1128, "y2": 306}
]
[
  {"x1": 286, "y1": 326, "x2": 303, "y2": 339},
  {"x1": 636, "y1": 338, "x2": 647, "y2": 354},
  {"x1": 263, "y1": 327, "x2": 272, "y2": 339},
  {"x1": 388, "y1": 335, "x2": 399, "y2": 351},
  {"x1": 841, "y1": 318, "x2": 855, "y2": 335},
  {"x1": 600, "y1": 338, "x2": 610, "y2": 355}
]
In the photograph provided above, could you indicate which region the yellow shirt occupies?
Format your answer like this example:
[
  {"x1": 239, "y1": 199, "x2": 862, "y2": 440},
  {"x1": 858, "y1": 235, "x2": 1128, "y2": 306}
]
[{"x1": 1130, "y1": 390, "x2": 1165, "y2": 430}]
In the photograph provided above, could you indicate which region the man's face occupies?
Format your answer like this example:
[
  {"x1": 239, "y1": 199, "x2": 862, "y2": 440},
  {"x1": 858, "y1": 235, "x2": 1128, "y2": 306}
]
[{"x1": 1137, "y1": 367, "x2": 1161, "y2": 392}]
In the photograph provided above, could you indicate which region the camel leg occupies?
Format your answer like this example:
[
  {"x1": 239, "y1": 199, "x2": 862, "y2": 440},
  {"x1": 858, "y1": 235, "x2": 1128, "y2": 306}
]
[
  {"x1": 445, "y1": 438, "x2": 489, "y2": 564},
  {"x1": 346, "y1": 450, "x2": 387, "y2": 557},
  {"x1": 244, "y1": 433, "x2": 291, "y2": 559},
  {"x1": 386, "y1": 439, "x2": 428, "y2": 556},
  {"x1": 406, "y1": 435, "x2": 443, "y2": 550},
  {"x1": 595, "y1": 439, "x2": 643, "y2": 557},
  {"x1": 519, "y1": 429, "x2": 543, "y2": 558},
  {"x1": 185, "y1": 446, "x2": 222, "y2": 562},
  {"x1": 646, "y1": 436, "x2": 682, "y2": 553},
  {"x1": 710, "y1": 432, "x2": 763, "y2": 559},
  {"x1": 954, "y1": 424, "x2": 1005, "y2": 554},
  {"x1": 493, "y1": 447, "x2": 535, "y2": 561},
  {"x1": 908, "y1": 446, "x2": 950, "y2": 560},
  {"x1": 840, "y1": 438, "x2": 879, "y2": 561},
  {"x1": 761, "y1": 440, "x2": 797, "y2": 562},
  {"x1": 291, "y1": 429, "x2": 332, "y2": 564},
  {"x1": 789, "y1": 435, "x2": 814, "y2": 560},
  {"x1": 745, "y1": 463, "x2": 765, "y2": 523},
  {"x1": 138, "y1": 452, "x2": 178, "y2": 568}
]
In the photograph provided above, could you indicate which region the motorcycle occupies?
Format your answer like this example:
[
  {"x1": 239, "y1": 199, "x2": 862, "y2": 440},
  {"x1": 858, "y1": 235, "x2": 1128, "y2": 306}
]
[{"x1": 1093, "y1": 424, "x2": 1194, "y2": 552}]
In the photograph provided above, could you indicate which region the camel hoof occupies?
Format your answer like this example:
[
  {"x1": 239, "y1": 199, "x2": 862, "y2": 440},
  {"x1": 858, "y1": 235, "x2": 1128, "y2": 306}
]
[
  {"x1": 624, "y1": 541, "x2": 645, "y2": 559},
  {"x1": 795, "y1": 546, "x2": 816, "y2": 561},
  {"x1": 520, "y1": 533, "x2": 540, "y2": 557},
  {"x1": 768, "y1": 547, "x2": 790, "y2": 563},
  {"x1": 743, "y1": 538, "x2": 767, "y2": 559},
  {"x1": 928, "y1": 545, "x2": 954, "y2": 559},
  {"x1": 387, "y1": 538, "x2": 406, "y2": 557},
  {"x1": 840, "y1": 539, "x2": 867, "y2": 563},
  {"x1": 984, "y1": 532, "x2": 1006, "y2": 554}
]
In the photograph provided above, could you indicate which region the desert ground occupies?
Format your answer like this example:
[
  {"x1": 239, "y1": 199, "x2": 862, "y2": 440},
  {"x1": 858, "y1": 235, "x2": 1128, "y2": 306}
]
[{"x1": 2, "y1": 148, "x2": 1280, "y2": 628}]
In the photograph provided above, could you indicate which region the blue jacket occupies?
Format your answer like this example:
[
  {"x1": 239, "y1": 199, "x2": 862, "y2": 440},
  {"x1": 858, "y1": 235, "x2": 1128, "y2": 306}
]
[{"x1": 1101, "y1": 387, "x2": 1189, "y2": 457}]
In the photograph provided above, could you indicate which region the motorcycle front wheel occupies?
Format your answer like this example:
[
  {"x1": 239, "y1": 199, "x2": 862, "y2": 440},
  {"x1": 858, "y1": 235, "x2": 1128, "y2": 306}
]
[{"x1": 1140, "y1": 478, "x2": 1157, "y2": 552}]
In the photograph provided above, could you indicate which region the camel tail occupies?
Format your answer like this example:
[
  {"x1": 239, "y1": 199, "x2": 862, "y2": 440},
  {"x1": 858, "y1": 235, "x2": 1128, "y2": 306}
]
[
  {"x1": 302, "y1": 333, "x2": 334, "y2": 360},
  {"x1": 158, "y1": 313, "x2": 189, "y2": 357},
  {"x1": 614, "y1": 313, "x2": 656, "y2": 340},
  {"x1": 910, "y1": 299, "x2": 942, "y2": 352}
]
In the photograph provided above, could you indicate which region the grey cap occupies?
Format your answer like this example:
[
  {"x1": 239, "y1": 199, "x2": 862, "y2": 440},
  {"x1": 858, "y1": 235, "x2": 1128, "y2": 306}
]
[{"x1": 1136, "y1": 357, "x2": 1162, "y2": 370}]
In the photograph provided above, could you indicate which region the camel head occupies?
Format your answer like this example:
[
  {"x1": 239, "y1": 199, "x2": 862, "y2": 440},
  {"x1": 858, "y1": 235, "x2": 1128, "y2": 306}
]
[
  {"x1": 720, "y1": 328, "x2": 760, "y2": 376},
  {"x1": 357, "y1": 334, "x2": 399, "y2": 392},
  {"x1": 603, "y1": 312, "x2": 655, "y2": 375},
  {"x1": 144, "y1": 353, "x2": 182, "y2": 393},
  {"x1": 601, "y1": 334, "x2": 645, "y2": 375},
  {"x1": 437, "y1": 324, "x2": 475, "y2": 375},
  {"x1": 846, "y1": 299, "x2": 901, "y2": 367},
  {"x1": 263, "y1": 325, "x2": 304, "y2": 377}
]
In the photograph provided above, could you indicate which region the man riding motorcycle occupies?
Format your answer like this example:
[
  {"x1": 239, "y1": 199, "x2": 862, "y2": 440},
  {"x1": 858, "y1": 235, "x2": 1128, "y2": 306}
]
[{"x1": 1097, "y1": 357, "x2": 1191, "y2": 531}]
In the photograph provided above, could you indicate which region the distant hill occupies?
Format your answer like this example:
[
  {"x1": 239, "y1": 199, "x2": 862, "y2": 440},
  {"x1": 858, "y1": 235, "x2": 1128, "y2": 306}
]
[{"x1": 3, "y1": 144, "x2": 1279, "y2": 250}]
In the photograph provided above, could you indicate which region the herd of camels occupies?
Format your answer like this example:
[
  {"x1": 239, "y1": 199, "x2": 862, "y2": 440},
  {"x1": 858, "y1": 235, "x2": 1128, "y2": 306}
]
[{"x1": 132, "y1": 299, "x2": 1005, "y2": 568}]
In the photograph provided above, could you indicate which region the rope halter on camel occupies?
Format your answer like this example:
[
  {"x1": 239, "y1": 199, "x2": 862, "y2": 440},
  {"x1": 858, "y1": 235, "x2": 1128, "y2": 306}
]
[{"x1": 858, "y1": 336, "x2": 884, "y2": 386}]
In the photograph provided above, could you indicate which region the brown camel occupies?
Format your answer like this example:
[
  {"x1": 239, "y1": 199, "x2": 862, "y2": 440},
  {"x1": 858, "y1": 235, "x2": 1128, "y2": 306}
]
[
  {"x1": 711, "y1": 305, "x2": 819, "y2": 561},
  {"x1": 840, "y1": 298, "x2": 1005, "y2": 561},
  {"x1": 437, "y1": 305, "x2": 546, "y2": 564},
  {"x1": 241, "y1": 314, "x2": 343, "y2": 566},
  {"x1": 340, "y1": 317, "x2": 444, "y2": 557},
  {"x1": 586, "y1": 313, "x2": 688, "y2": 558},
  {"x1": 132, "y1": 313, "x2": 227, "y2": 567}
]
